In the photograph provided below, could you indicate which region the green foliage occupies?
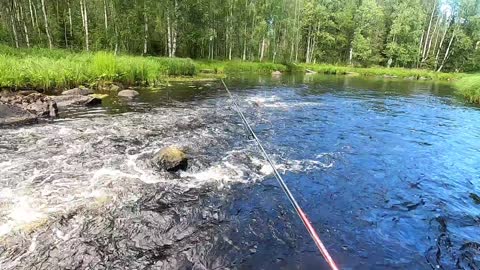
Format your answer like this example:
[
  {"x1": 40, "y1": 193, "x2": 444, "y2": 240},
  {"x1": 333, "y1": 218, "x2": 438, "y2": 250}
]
[
  {"x1": 455, "y1": 75, "x2": 480, "y2": 103},
  {"x1": 195, "y1": 60, "x2": 285, "y2": 74},
  {"x1": 0, "y1": 49, "x2": 196, "y2": 90},
  {"x1": 0, "y1": 0, "x2": 478, "y2": 73},
  {"x1": 384, "y1": 0, "x2": 425, "y2": 67},
  {"x1": 352, "y1": 0, "x2": 386, "y2": 66}
]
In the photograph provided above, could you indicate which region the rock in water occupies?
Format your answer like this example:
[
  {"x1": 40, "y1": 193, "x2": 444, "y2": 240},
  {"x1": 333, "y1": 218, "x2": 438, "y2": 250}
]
[
  {"x1": 118, "y1": 89, "x2": 140, "y2": 98},
  {"x1": 0, "y1": 103, "x2": 38, "y2": 126},
  {"x1": 152, "y1": 147, "x2": 188, "y2": 172},
  {"x1": 62, "y1": 87, "x2": 94, "y2": 96},
  {"x1": 0, "y1": 93, "x2": 58, "y2": 117},
  {"x1": 272, "y1": 71, "x2": 282, "y2": 76},
  {"x1": 51, "y1": 95, "x2": 102, "y2": 108},
  {"x1": 109, "y1": 84, "x2": 121, "y2": 92}
]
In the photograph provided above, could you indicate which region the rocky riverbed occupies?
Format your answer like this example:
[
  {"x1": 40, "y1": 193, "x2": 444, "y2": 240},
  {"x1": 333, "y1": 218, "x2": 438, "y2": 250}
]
[{"x1": 0, "y1": 86, "x2": 140, "y2": 127}]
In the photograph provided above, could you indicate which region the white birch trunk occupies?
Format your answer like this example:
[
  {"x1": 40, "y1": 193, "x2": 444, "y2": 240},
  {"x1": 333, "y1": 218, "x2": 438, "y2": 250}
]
[
  {"x1": 259, "y1": 37, "x2": 266, "y2": 61},
  {"x1": 103, "y1": 0, "x2": 108, "y2": 34},
  {"x1": 40, "y1": 0, "x2": 52, "y2": 48},
  {"x1": 80, "y1": 0, "x2": 89, "y2": 51},
  {"x1": 422, "y1": 0, "x2": 437, "y2": 60},
  {"x1": 435, "y1": 19, "x2": 450, "y2": 66},
  {"x1": 437, "y1": 29, "x2": 455, "y2": 72},
  {"x1": 143, "y1": 3, "x2": 148, "y2": 55},
  {"x1": 19, "y1": 2, "x2": 30, "y2": 47},
  {"x1": 8, "y1": 5, "x2": 19, "y2": 48},
  {"x1": 167, "y1": 15, "x2": 172, "y2": 57},
  {"x1": 425, "y1": 15, "x2": 441, "y2": 59},
  {"x1": 28, "y1": 0, "x2": 35, "y2": 29}
]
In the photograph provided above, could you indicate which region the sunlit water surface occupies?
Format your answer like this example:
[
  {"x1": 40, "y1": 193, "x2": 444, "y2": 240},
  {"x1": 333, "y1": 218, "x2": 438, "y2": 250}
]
[{"x1": 0, "y1": 74, "x2": 479, "y2": 269}]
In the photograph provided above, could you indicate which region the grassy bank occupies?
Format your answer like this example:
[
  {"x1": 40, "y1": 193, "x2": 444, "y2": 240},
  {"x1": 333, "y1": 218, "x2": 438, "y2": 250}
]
[
  {"x1": 300, "y1": 64, "x2": 461, "y2": 81},
  {"x1": 0, "y1": 46, "x2": 464, "y2": 91},
  {"x1": 455, "y1": 75, "x2": 480, "y2": 103},
  {"x1": 195, "y1": 60, "x2": 286, "y2": 74},
  {"x1": 0, "y1": 46, "x2": 196, "y2": 90}
]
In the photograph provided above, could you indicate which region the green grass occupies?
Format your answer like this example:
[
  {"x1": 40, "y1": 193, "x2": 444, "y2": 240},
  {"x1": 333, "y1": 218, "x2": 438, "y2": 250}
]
[
  {"x1": 455, "y1": 74, "x2": 480, "y2": 103},
  {"x1": 0, "y1": 45, "x2": 465, "y2": 91},
  {"x1": 300, "y1": 64, "x2": 462, "y2": 81},
  {"x1": 0, "y1": 46, "x2": 196, "y2": 90},
  {"x1": 195, "y1": 60, "x2": 286, "y2": 74}
]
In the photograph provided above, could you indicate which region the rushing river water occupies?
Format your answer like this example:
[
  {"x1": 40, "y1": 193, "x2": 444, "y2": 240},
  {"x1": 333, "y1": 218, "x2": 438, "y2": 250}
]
[{"x1": 0, "y1": 74, "x2": 479, "y2": 269}]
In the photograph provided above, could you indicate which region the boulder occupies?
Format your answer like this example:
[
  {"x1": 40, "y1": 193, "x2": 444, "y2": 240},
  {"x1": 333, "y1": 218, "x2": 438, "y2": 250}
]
[
  {"x1": 152, "y1": 146, "x2": 188, "y2": 172},
  {"x1": 109, "y1": 84, "x2": 121, "y2": 92},
  {"x1": 118, "y1": 89, "x2": 140, "y2": 98},
  {"x1": 0, "y1": 103, "x2": 38, "y2": 126},
  {"x1": 272, "y1": 71, "x2": 282, "y2": 76},
  {"x1": 62, "y1": 87, "x2": 94, "y2": 96},
  {"x1": 51, "y1": 95, "x2": 102, "y2": 108},
  {"x1": 0, "y1": 93, "x2": 58, "y2": 117}
]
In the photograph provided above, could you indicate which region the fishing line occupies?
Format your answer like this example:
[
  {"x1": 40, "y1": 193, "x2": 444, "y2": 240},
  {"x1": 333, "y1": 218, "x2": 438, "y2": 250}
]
[{"x1": 221, "y1": 79, "x2": 340, "y2": 270}]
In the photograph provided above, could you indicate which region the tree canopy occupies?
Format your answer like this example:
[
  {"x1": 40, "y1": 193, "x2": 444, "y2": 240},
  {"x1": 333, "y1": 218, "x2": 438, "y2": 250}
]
[{"x1": 0, "y1": 0, "x2": 479, "y2": 71}]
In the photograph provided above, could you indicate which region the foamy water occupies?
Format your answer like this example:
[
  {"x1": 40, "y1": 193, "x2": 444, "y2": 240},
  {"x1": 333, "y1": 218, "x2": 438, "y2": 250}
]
[{"x1": 0, "y1": 93, "x2": 333, "y2": 238}]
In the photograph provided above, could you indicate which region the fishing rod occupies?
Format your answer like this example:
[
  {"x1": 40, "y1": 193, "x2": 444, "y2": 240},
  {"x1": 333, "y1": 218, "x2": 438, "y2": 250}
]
[{"x1": 221, "y1": 79, "x2": 340, "y2": 270}]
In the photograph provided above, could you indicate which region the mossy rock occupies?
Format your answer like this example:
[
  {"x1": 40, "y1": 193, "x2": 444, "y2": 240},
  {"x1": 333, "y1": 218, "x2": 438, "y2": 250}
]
[
  {"x1": 89, "y1": 94, "x2": 109, "y2": 99},
  {"x1": 152, "y1": 146, "x2": 188, "y2": 172}
]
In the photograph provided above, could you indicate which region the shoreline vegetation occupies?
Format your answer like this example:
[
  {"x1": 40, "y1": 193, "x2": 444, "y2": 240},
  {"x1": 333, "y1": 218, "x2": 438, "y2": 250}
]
[
  {"x1": 455, "y1": 75, "x2": 480, "y2": 104},
  {"x1": 0, "y1": 47, "x2": 465, "y2": 92}
]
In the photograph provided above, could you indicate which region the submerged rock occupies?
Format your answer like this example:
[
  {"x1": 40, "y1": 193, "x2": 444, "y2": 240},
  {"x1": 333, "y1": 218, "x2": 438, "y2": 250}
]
[
  {"x1": 152, "y1": 146, "x2": 188, "y2": 172},
  {"x1": 272, "y1": 71, "x2": 282, "y2": 76},
  {"x1": 118, "y1": 89, "x2": 140, "y2": 98},
  {"x1": 51, "y1": 95, "x2": 102, "y2": 108},
  {"x1": 62, "y1": 87, "x2": 94, "y2": 96},
  {"x1": 470, "y1": 193, "x2": 480, "y2": 204},
  {"x1": 0, "y1": 93, "x2": 58, "y2": 117}
]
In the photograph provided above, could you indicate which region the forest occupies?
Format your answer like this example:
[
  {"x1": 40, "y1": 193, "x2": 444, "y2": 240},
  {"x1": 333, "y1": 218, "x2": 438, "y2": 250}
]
[{"x1": 0, "y1": 0, "x2": 479, "y2": 73}]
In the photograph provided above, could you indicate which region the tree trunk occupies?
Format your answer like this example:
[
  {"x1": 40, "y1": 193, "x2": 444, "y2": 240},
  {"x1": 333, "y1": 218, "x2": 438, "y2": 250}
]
[
  {"x1": 167, "y1": 15, "x2": 172, "y2": 57},
  {"x1": 80, "y1": 0, "x2": 89, "y2": 51},
  {"x1": 28, "y1": 0, "x2": 36, "y2": 30},
  {"x1": 259, "y1": 37, "x2": 266, "y2": 61},
  {"x1": 40, "y1": 0, "x2": 53, "y2": 49},
  {"x1": 422, "y1": 0, "x2": 437, "y2": 61},
  {"x1": 143, "y1": 2, "x2": 148, "y2": 55},
  {"x1": 437, "y1": 29, "x2": 455, "y2": 72},
  {"x1": 18, "y1": 2, "x2": 30, "y2": 47},
  {"x1": 103, "y1": 0, "x2": 108, "y2": 34},
  {"x1": 435, "y1": 18, "x2": 450, "y2": 68},
  {"x1": 7, "y1": 5, "x2": 19, "y2": 48},
  {"x1": 242, "y1": 23, "x2": 247, "y2": 61},
  {"x1": 425, "y1": 14, "x2": 441, "y2": 59},
  {"x1": 67, "y1": 1, "x2": 73, "y2": 37},
  {"x1": 306, "y1": 26, "x2": 311, "y2": 63}
]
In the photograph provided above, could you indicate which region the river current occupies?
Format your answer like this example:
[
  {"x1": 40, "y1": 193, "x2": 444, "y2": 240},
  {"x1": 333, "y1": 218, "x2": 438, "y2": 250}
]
[{"x1": 0, "y1": 74, "x2": 479, "y2": 269}]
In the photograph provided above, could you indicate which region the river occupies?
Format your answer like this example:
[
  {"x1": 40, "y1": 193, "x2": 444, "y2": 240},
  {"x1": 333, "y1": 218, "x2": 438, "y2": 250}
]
[{"x1": 0, "y1": 74, "x2": 479, "y2": 269}]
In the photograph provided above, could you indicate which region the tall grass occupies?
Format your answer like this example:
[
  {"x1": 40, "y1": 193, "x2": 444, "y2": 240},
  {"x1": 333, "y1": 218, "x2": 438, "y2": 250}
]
[
  {"x1": 0, "y1": 47, "x2": 196, "y2": 90},
  {"x1": 455, "y1": 75, "x2": 480, "y2": 103},
  {"x1": 301, "y1": 64, "x2": 461, "y2": 81},
  {"x1": 195, "y1": 60, "x2": 286, "y2": 74}
]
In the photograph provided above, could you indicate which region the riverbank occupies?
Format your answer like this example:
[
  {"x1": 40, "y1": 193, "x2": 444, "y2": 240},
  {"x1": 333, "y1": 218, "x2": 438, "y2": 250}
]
[
  {"x1": 300, "y1": 64, "x2": 461, "y2": 81},
  {"x1": 0, "y1": 46, "x2": 463, "y2": 92},
  {"x1": 454, "y1": 75, "x2": 480, "y2": 103}
]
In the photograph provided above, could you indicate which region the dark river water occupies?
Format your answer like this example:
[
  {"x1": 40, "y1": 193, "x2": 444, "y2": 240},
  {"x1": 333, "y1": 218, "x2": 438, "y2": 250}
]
[{"x1": 0, "y1": 74, "x2": 479, "y2": 269}]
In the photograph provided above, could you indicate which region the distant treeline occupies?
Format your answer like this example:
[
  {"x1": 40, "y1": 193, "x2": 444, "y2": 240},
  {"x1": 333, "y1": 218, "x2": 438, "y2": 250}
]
[{"x1": 0, "y1": 0, "x2": 479, "y2": 72}]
